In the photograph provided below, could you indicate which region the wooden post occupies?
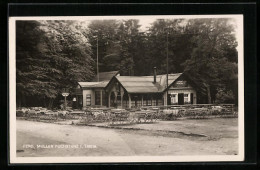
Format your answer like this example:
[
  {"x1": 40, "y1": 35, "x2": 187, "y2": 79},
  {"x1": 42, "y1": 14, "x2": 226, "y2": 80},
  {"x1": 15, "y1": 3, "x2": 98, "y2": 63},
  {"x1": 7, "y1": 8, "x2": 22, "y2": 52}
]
[
  {"x1": 76, "y1": 95, "x2": 78, "y2": 109},
  {"x1": 128, "y1": 94, "x2": 131, "y2": 108},
  {"x1": 114, "y1": 91, "x2": 118, "y2": 108},
  {"x1": 141, "y1": 95, "x2": 144, "y2": 106},
  {"x1": 120, "y1": 89, "x2": 124, "y2": 108},
  {"x1": 100, "y1": 90, "x2": 103, "y2": 106},
  {"x1": 108, "y1": 91, "x2": 111, "y2": 108},
  {"x1": 164, "y1": 93, "x2": 167, "y2": 106}
]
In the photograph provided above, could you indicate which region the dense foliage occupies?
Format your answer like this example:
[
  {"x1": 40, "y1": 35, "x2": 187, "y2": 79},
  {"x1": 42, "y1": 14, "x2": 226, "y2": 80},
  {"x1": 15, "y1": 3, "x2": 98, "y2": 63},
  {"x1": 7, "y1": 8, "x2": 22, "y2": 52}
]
[
  {"x1": 16, "y1": 20, "x2": 94, "y2": 108},
  {"x1": 16, "y1": 18, "x2": 238, "y2": 107}
]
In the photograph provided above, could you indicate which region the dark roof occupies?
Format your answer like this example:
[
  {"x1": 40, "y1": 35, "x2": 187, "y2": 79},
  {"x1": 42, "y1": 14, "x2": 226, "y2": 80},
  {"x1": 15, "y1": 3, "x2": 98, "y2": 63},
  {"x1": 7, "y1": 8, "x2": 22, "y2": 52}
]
[
  {"x1": 78, "y1": 71, "x2": 119, "y2": 89},
  {"x1": 114, "y1": 73, "x2": 182, "y2": 93},
  {"x1": 91, "y1": 71, "x2": 119, "y2": 82},
  {"x1": 79, "y1": 71, "x2": 184, "y2": 92}
]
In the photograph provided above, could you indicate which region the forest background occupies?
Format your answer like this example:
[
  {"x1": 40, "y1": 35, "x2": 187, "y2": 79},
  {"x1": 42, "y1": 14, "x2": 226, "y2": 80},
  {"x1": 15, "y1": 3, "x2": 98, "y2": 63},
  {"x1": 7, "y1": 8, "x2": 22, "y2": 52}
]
[{"x1": 16, "y1": 18, "x2": 238, "y2": 108}]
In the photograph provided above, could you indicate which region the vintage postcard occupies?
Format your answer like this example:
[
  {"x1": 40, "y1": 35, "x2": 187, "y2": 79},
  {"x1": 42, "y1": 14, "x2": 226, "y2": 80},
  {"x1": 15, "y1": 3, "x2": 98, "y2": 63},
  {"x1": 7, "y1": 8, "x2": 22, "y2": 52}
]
[{"x1": 9, "y1": 15, "x2": 244, "y2": 163}]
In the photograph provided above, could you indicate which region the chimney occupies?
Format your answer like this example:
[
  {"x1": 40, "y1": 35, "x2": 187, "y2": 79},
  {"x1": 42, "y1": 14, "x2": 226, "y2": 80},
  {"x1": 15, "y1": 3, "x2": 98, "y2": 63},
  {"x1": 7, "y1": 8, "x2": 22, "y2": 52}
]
[{"x1": 153, "y1": 67, "x2": 157, "y2": 83}]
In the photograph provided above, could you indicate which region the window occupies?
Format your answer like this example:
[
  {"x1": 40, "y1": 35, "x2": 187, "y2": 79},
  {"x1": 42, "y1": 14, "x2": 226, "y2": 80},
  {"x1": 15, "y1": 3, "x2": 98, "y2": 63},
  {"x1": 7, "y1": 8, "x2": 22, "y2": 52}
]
[
  {"x1": 102, "y1": 91, "x2": 107, "y2": 106},
  {"x1": 152, "y1": 99, "x2": 157, "y2": 106},
  {"x1": 86, "y1": 94, "x2": 91, "y2": 106},
  {"x1": 171, "y1": 94, "x2": 177, "y2": 104},
  {"x1": 95, "y1": 91, "x2": 101, "y2": 105},
  {"x1": 131, "y1": 100, "x2": 135, "y2": 107},
  {"x1": 136, "y1": 100, "x2": 142, "y2": 107},
  {"x1": 154, "y1": 94, "x2": 163, "y2": 106},
  {"x1": 147, "y1": 99, "x2": 152, "y2": 106},
  {"x1": 157, "y1": 99, "x2": 163, "y2": 106},
  {"x1": 184, "y1": 93, "x2": 189, "y2": 104},
  {"x1": 143, "y1": 96, "x2": 147, "y2": 106},
  {"x1": 144, "y1": 95, "x2": 152, "y2": 106}
]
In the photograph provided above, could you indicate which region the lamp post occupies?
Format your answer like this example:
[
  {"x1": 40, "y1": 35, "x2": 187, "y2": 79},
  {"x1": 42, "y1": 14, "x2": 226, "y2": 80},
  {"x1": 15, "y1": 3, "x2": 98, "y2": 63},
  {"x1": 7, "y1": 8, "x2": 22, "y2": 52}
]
[
  {"x1": 163, "y1": 27, "x2": 173, "y2": 107},
  {"x1": 166, "y1": 30, "x2": 169, "y2": 106},
  {"x1": 163, "y1": 27, "x2": 199, "y2": 106},
  {"x1": 96, "y1": 35, "x2": 99, "y2": 82},
  {"x1": 93, "y1": 31, "x2": 99, "y2": 82}
]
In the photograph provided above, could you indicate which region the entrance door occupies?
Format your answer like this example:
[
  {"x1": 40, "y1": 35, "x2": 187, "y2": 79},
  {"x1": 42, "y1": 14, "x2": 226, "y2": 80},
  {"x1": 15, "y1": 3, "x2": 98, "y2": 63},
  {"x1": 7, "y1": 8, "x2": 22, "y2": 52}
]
[
  {"x1": 178, "y1": 93, "x2": 184, "y2": 105},
  {"x1": 190, "y1": 93, "x2": 193, "y2": 104}
]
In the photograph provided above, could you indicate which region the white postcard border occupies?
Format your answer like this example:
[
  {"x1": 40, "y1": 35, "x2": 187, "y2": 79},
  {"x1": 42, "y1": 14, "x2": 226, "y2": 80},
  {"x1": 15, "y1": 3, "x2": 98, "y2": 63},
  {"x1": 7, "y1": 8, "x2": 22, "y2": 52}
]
[{"x1": 9, "y1": 15, "x2": 244, "y2": 163}]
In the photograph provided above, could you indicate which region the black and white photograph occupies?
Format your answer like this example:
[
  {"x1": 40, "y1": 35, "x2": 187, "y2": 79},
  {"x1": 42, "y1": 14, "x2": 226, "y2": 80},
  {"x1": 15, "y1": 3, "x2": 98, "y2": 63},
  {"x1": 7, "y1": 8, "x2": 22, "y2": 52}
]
[{"x1": 9, "y1": 15, "x2": 244, "y2": 163}]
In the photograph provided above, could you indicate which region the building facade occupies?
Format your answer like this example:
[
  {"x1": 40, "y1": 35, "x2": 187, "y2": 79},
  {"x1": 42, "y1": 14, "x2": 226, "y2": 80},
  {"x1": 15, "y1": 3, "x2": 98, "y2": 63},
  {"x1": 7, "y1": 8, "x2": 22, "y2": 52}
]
[
  {"x1": 77, "y1": 69, "x2": 197, "y2": 109},
  {"x1": 77, "y1": 71, "x2": 119, "y2": 108}
]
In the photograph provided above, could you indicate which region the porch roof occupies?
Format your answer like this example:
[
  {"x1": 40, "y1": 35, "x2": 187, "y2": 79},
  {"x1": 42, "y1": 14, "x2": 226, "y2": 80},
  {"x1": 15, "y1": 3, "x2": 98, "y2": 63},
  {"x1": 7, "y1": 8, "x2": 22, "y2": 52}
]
[{"x1": 78, "y1": 81, "x2": 108, "y2": 88}]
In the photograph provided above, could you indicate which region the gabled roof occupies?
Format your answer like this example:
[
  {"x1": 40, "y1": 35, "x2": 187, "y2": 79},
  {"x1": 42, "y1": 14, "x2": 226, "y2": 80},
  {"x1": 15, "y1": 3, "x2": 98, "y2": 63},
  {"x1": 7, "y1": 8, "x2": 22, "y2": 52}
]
[
  {"x1": 113, "y1": 73, "x2": 183, "y2": 93},
  {"x1": 91, "y1": 71, "x2": 119, "y2": 82},
  {"x1": 158, "y1": 73, "x2": 183, "y2": 91},
  {"x1": 78, "y1": 71, "x2": 119, "y2": 89}
]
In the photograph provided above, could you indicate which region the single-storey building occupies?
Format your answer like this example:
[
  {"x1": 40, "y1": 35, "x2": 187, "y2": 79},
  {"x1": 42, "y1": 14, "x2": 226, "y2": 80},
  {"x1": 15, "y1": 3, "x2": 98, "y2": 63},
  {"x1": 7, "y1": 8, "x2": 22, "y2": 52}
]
[
  {"x1": 77, "y1": 71, "x2": 119, "y2": 108},
  {"x1": 76, "y1": 68, "x2": 197, "y2": 109}
]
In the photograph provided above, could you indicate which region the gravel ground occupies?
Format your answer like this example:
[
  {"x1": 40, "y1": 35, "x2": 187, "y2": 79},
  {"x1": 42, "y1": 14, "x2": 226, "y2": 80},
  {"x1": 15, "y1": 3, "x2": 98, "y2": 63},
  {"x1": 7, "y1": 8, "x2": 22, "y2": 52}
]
[
  {"x1": 90, "y1": 118, "x2": 238, "y2": 139},
  {"x1": 16, "y1": 118, "x2": 238, "y2": 157}
]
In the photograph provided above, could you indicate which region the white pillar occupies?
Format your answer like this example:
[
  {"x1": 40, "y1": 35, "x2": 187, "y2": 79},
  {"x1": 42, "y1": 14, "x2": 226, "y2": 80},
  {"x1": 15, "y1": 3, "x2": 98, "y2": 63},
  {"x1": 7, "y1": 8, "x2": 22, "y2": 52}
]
[
  {"x1": 82, "y1": 90, "x2": 86, "y2": 108},
  {"x1": 164, "y1": 93, "x2": 167, "y2": 106}
]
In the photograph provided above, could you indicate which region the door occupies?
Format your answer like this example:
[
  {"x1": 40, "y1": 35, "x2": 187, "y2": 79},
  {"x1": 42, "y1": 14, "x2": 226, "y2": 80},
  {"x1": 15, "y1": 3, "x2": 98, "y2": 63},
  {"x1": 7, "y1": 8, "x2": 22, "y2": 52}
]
[
  {"x1": 178, "y1": 93, "x2": 184, "y2": 105},
  {"x1": 190, "y1": 93, "x2": 193, "y2": 104}
]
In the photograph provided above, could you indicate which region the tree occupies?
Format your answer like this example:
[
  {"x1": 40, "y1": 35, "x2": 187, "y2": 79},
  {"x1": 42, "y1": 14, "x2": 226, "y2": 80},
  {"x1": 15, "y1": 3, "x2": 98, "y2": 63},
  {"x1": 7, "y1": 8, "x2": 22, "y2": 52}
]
[
  {"x1": 145, "y1": 19, "x2": 193, "y2": 75},
  {"x1": 86, "y1": 19, "x2": 141, "y2": 75},
  {"x1": 86, "y1": 20, "x2": 120, "y2": 72},
  {"x1": 16, "y1": 20, "x2": 94, "y2": 108},
  {"x1": 117, "y1": 19, "x2": 141, "y2": 75},
  {"x1": 182, "y1": 18, "x2": 238, "y2": 104}
]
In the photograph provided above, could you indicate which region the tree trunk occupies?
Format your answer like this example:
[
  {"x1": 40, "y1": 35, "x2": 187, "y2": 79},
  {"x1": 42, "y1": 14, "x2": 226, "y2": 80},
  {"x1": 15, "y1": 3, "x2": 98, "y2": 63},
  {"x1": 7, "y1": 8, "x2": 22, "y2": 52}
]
[
  {"x1": 43, "y1": 97, "x2": 47, "y2": 108},
  {"x1": 206, "y1": 84, "x2": 211, "y2": 104},
  {"x1": 48, "y1": 98, "x2": 54, "y2": 109}
]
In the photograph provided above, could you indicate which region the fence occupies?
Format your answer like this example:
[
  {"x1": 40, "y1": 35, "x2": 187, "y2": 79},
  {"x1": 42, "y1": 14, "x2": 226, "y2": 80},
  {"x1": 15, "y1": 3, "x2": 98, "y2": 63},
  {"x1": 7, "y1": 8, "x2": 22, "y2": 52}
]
[{"x1": 17, "y1": 104, "x2": 237, "y2": 124}]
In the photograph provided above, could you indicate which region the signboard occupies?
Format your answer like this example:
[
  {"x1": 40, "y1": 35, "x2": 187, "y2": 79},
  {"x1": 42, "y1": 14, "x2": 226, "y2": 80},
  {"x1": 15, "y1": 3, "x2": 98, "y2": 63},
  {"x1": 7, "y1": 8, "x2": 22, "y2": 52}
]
[
  {"x1": 174, "y1": 80, "x2": 188, "y2": 87},
  {"x1": 62, "y1": 92, "x2": 69, "y2": 97}
]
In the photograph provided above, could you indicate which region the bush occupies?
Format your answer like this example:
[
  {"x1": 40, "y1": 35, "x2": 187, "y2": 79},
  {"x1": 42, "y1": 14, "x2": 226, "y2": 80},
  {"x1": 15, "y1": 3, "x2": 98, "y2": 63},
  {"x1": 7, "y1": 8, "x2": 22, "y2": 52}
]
[
  {"x1": 215, "y1": 89, "x2": 235, "y2": 104},
  {"x1": 16, "y1": 111, "x2": 24, "y2": 117}
]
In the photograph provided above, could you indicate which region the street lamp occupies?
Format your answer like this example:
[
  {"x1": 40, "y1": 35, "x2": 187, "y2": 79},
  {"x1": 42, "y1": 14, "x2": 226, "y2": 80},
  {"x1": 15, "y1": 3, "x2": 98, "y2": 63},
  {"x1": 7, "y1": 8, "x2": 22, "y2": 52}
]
[
  {"x1": 93, "y1": 31, "x2": 99, "y2": 82},
  {"x1": 96, "y1": 35, "x2": 99, "y2": 82},
  {"x1": 163, "y1": 27, "x2": 174, "y2": 107},
  {"x1": 163, "y1": 27, "x2": 199, "y2": 106}
]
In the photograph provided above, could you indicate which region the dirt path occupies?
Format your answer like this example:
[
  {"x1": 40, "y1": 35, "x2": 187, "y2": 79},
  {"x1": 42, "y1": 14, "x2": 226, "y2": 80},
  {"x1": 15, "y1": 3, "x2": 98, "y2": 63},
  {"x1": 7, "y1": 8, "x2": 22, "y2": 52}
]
[{"x1": 16, "y1": 119, "x2": 238, "y2": 157}]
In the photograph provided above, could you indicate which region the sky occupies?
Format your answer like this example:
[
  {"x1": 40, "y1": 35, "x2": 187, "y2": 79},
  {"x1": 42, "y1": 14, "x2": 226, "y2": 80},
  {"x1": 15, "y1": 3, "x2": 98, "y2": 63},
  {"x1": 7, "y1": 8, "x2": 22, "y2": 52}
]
[
  {"x1": 76, "y1": 15, "x2": 239, "y2": 32},
  {"x1": 14, "y1": 15, "x2": 240, "y2": 34}
]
